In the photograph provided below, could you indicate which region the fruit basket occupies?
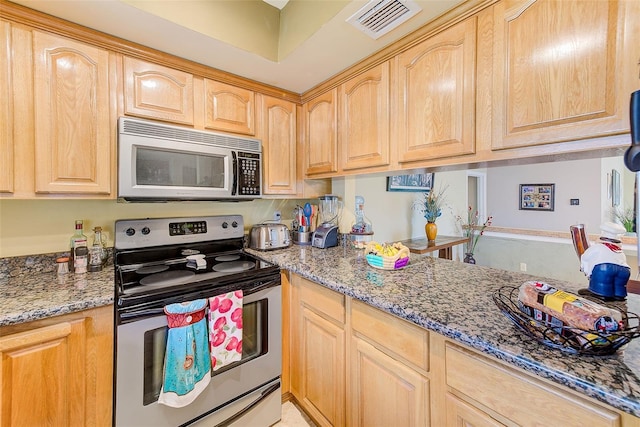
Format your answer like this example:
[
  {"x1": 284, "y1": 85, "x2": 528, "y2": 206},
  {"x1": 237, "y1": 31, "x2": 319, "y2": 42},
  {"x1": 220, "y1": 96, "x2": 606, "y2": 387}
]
[
  {"x1": 492, "y1": 286, "x2": 640, "y2": 356},
  {"x1": 364, "y1": 241, "x2": 410, "y2": 270}
]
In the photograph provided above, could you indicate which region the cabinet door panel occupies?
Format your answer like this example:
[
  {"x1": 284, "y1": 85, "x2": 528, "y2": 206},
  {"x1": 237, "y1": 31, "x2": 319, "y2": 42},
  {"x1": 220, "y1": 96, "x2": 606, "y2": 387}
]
[
  {"x1": 259, "y1": 95, "x2": 297, "y2": 194},
  {"x1": 0, "y1": 20, "x2": 13, "y2": 193},
  {"x1": 304, "y1": 89, "x2": 338, "y2": 175},
  {"x1": 300, "y1": 307, "x2": 345, "y2": 426},
  {"x1": 124, "y1": 56, "x2": 194, "y2": 125},
  {"x1": 204, "y1": 80, "x2": 255, "y2": 135},
  {"x1": 397, "y1": 18, "x2": 476, "y2": 163},
  {"x1": 0, "y1": 321, "x2": 87, "y2": 426},
  {"x1": 350, "y1": 337, "x2": 429, "y2": 427},
  {"x1": 33, "y1": 32, "x2": 112, "y2": 194},
  {"x1": 445, "y1": 393, "x2": 506, "y2": 427},
  {"x1": 491, "y1": 0, "x2": 637, "y2": 149},
  {"x1": 340, "y1": 63, "x2": 390, "y2": 170}
]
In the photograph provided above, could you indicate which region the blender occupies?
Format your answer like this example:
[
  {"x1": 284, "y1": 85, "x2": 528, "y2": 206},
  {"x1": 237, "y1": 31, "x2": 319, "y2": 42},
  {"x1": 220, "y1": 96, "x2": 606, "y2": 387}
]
[{"x1": 312, "y1": 195, "x2": 343, "y2": 248}]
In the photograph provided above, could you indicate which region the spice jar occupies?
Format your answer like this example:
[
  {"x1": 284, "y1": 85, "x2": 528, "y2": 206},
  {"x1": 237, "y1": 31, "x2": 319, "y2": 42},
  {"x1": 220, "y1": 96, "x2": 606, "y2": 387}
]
[{"x1": 56, "y1": 257, "x2": 69, "y2": 275}]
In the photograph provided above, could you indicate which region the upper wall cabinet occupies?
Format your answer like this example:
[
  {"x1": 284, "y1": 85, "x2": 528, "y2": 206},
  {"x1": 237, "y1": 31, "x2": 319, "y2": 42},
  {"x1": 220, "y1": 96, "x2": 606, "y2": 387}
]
[
  {"x1": 339, "y1": 62, "x2": 391, "y2": 171},
  {"x1": 258, "y1": 94, "x2": 297, "y2": 195},
  {"x1": 204, "y1": 80, "x2": 255, "y2": 136},
  {"x1": 396, "y1": 17, "x2": 477, "y2": 164},
  {"x1": 0, "y1": 20, "x2": 13, "y2": 193},
  {"x1": 490, "y1": 0, "x2": 640, "y2": 150},
  {"x1": 33, "y1": 31, "x2": 114, "y2": 195},
  {"x1": 304, "y1": 89, "x2": 338, "y2": 176},
  {"x1": 124, "y1": 56, "x2": 194, "y2": 126}
]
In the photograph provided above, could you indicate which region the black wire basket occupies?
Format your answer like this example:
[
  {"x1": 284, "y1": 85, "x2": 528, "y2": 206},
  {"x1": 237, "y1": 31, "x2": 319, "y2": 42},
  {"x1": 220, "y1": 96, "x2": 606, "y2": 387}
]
[{"x1": 492, "y1": 286, "x2": 640, "y2": 356}]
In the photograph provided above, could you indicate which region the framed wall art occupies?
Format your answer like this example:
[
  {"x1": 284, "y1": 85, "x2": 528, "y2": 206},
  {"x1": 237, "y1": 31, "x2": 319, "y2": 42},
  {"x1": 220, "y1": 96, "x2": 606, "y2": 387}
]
[
  {"x1": 519, "y1": 184, "x2": 555, "y2": 211},
  {"x1": 386, "y1": 173, "x2": 435, "y2": 192}
]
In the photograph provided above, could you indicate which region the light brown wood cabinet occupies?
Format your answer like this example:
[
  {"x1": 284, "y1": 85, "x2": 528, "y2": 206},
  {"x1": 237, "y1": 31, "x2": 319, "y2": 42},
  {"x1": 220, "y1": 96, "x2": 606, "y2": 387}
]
[
  {"x1": 444, "y1": 341, "x2": 621, "y2": 426},
  {"x1": 290, "y1": 274, "x2": 346, "y2": 426},
  {"x1": 288, "y1": 274, "x2": 640, "y2": 427},
  {"x1": 349, "y1": 300, "x2": 430, "y2": 426},
  {"x1": 204, "y1": 79, "x2": 255, "y2": 136},
  {"x1": 257, "y1": 94, "x2": 298, "y2": 195},
  {"x1": 32, "y1": 30, "x2": 115, "y2": 195},
  {"x1": 339, "y1": 62, "x2": 391, "y2": 171},
  {"x1": 0, "y1": 20, "x2": 13, "y2": 193},
  {"x1": 489, "y1": 0, "x2": 640, "y2": 150},
  {"x1": 304, "y1": 89, "x2": 338, "y2": 176},
  {"x1": 123, "y1": 56, "x2": 195, "y2": 125},
  {"x1": 396, "y1": 16, "x2": 477, "y2": 164},
  {"x1": 0, "y1": 306, "x2": 113, "y2": 426}
]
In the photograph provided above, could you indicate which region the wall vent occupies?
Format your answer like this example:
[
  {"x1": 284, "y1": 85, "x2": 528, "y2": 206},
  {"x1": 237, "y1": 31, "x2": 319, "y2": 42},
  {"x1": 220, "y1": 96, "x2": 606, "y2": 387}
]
[{"x1": 346, "y1": 0, "x2": 422, "y2": 40}]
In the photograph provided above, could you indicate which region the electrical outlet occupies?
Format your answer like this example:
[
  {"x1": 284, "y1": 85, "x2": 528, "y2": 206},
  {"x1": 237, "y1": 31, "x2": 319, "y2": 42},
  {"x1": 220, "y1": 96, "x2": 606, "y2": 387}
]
[
  {"x1": 520, "y1": 262, "x2": 527, "y2": 272},
  {"x1": 273, "y1": 211, "x2": 281, "y2": 222},
  {"x1": 570, "y1": 198, "x2": 580, "y2": 205}
]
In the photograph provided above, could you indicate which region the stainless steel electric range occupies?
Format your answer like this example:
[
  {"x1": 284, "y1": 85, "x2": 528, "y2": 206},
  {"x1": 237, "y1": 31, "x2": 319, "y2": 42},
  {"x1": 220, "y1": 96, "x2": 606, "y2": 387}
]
[{"x1": 113, "y1": 215, "x2": 282, "y2": 427}]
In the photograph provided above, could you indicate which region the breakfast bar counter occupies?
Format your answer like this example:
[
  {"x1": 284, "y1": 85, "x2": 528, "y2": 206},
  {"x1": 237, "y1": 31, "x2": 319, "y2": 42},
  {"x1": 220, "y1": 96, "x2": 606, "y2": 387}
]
[{"x1": 247, "y1": 244, "x2": 640, "y2": 420}]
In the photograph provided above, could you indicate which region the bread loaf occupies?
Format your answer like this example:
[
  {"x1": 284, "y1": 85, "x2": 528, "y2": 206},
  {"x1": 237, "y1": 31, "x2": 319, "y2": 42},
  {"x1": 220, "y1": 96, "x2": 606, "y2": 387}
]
[{"x1": 517, "y1": 281, "x2": 622, "y2": 333}]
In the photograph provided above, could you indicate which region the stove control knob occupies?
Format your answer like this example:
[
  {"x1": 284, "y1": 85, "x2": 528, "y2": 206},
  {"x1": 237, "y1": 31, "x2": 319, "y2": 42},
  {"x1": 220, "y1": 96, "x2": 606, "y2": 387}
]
[
  {"x1": 231, "y1": 221, "x2": 238, "y2": 228},
  {"x1": 125, "y1": 227, "x2": 135, "y2": 236},
  {"x1": 222, "y1": 222, "x2": 229, "y2": 229},
  {"x1": 141, "y1": 227, "x2": 150, "y2": 235}
]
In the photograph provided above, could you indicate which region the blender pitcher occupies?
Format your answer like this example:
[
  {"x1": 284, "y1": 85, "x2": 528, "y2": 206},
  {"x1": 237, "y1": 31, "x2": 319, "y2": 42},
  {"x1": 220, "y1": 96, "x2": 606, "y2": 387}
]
[
  {"x1": 318, "y1": 195, "x2": 343, "y2": 226},
  {"x1": 313, "y1": 195, "x2": 343, "y2": 248}
]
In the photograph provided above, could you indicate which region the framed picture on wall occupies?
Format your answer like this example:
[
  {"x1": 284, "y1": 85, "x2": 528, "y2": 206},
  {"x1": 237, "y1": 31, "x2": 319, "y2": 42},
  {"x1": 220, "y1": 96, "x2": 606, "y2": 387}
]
[
  {"x1": 519, "y1": 184, "x2": 555, "y2": 211},
  {"x1": 387, "y1": 173, "x2": 434, "y2": 192}
]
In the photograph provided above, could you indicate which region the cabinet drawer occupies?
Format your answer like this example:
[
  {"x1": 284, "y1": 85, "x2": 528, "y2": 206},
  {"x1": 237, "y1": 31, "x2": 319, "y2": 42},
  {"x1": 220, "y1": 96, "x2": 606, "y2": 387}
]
[
  {"x1": 295, "y1": 275, "x2": 345, "y2": 324},
  {"x1": 445, "y1": 343, "x2": 619, "y2": 427},
  {"x1": 351, "y1": 299, "x2": 429, "y2": 372}
]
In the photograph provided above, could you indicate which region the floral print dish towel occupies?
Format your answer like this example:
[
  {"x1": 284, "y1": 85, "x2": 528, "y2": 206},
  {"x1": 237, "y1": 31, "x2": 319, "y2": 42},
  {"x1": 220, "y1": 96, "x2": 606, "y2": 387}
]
[{"x1": 209, "y1": 291, "x2": 243, "y2": 371}]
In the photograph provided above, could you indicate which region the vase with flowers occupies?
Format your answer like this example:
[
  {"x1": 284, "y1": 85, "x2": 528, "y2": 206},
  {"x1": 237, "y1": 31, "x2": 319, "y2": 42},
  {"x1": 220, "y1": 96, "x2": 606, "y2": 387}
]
[
  {"x1": 413, "y1": 185, "x2": 448, "y2": 242},
  {"x1": 456, "y1": 206, "x2": 493, "y2": 264}
]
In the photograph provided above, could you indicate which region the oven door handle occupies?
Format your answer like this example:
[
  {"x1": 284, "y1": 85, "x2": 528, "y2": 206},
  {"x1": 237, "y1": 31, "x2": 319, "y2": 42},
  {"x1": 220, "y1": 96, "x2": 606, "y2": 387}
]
[
  {"x1": 203, "y1": 380, "x2": 281, "y2": 427},
  {"x1": 119, "y1": 307, "x2": 165, "y2": 322}
]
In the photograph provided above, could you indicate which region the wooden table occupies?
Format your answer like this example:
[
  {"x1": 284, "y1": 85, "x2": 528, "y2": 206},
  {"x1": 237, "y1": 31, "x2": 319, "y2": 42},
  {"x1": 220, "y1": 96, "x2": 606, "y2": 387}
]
[{"x1": 399, "y1": 236, "x2": 468, "y2": 260}]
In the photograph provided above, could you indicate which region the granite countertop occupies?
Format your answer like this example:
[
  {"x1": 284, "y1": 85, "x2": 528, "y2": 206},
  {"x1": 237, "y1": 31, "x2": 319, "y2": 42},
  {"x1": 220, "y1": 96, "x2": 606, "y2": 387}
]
[
  {"x1": 3, "y1": 245, "x2": 640, "y2": 418},
  {"x1": 246, "y1": 244, "x2": 640, "y2": 419},
  {"x1": 0, "y1": 263, "x2": 115, "y2": 327}
]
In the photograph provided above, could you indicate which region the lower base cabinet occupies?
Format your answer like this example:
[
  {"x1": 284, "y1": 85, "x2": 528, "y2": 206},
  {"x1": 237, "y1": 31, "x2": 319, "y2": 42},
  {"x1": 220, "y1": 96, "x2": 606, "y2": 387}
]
[
  {"x1": 287, "y1": 273, "x2": 640, "y2": 427},
  {"x1": 0, "y1": 306, "x2": 113, "y2": 426},
  {"x1": 350, "y1": 336, "x2": 430, "y2": 426}
]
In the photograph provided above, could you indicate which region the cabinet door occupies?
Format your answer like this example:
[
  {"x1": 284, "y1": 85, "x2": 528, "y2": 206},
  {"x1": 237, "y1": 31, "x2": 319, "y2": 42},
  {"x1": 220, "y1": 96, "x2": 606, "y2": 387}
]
[
  {"x1": 340, "y1": 63, "x2": 390, "y2": 171},
  {"x1": 124, "y1": 56, "x2": 194, "y2": 125},
  {"x1": 304, "y1": 89, "x2": 338, "y2": 176},
  {"x1": 445, "y1": 393, "x2": 506, "y2": 427},
  {"x1": 0, "y1": 321, "x2": 85, "y2": 425},
  {"x1": 491, "y1": 0, "x2": 639, "y2": 150},
  {"x1": 396, "y1": 17, "x2": 477, "y2": 163},
  {"x1": 204, "y1": 80, "x2": 255, "y2": 135},
  {"x1": 350, "y1": 336, "x2": 429, "y2": 427},
  {"x1": 258, "y1": 94, "x2": 297, "y2": 195},
  {"x1": 0, "y1": 20, "x2": 13, "y2": 193},
  {"x1": 290, "y1": 274, "x2": 345, "y2": 426},
  {"x1": 33, "y1": 31, "x2": 113, "y2": 195}
]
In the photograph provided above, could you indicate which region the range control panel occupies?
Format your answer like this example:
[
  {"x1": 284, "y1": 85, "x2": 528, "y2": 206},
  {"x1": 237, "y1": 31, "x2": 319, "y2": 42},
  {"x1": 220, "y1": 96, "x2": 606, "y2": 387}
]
[{"x1": 115, "y1": 215, "x2": 244, "y2": 250}]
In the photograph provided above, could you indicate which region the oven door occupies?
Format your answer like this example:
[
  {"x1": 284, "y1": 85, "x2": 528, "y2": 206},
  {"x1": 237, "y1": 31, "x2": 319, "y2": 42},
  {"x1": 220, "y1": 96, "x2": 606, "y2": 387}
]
[{"x1": 114, "y1": 277, "x2": 281, "y2": 427}]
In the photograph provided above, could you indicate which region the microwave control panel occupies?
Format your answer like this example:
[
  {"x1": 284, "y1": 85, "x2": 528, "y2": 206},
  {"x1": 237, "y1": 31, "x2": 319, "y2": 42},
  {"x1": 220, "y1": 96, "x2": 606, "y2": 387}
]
[{"x1": 236, "y1": 151, "x2": 261, "y2": 196}]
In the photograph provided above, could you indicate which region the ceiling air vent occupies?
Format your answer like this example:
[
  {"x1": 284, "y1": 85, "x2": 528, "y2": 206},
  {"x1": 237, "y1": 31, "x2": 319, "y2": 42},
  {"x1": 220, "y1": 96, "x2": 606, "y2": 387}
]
[{"x1": 346, "y1": 0, "x2": 422, "y2": 40}]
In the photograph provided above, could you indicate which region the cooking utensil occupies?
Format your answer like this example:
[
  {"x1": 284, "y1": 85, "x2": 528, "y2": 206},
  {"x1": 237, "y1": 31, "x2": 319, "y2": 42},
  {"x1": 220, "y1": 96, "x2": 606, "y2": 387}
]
[{"x1": 303, "y1": 203, "x2": 312, "y2": 229}]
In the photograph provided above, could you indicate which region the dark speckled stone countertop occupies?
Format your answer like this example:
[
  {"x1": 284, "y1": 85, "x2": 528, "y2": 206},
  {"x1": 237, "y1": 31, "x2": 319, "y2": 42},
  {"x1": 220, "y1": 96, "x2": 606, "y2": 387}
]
[
  {"x1": 0, "y1": 252, "x2": 115, "y2": 327},
  {"x1": 246, "y1": 244, "x2": 640, "y2": 419}
]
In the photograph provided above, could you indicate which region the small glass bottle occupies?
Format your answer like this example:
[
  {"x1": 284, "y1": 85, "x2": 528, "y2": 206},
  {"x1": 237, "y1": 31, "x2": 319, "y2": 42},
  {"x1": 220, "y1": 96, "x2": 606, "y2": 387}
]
[
  {"x1": 70, "y1": 220, "x2": 88, "y2": 273},
  {"x1": 88, "y1": 226, "x2": 106, "y2": 272}
]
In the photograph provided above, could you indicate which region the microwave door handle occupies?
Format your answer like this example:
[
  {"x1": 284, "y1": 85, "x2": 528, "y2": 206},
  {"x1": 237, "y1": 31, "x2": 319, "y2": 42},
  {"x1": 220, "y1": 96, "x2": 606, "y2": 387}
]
[{"x1": 231, "y1": 151, "x2": 238, "y2": 196}]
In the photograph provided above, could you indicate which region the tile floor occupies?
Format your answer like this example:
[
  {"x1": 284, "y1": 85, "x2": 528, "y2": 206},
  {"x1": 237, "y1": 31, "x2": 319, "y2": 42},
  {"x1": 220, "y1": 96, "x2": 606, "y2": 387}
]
[{"x1": 274, "y1": 402, "x2": 315, "y2": 427}]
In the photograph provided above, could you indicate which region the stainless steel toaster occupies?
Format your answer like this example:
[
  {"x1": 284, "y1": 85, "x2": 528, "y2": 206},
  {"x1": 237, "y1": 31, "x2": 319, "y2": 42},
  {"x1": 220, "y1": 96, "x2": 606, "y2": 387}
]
[{"x1": 248, "y1": 223, "x2": 291, "y2": 250}]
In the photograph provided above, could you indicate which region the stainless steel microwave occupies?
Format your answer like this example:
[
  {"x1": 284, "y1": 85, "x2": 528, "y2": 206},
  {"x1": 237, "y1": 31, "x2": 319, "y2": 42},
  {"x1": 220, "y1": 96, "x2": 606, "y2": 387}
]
[{"x1": 118, "y1": 117, "x2": 262, "y2": 201}]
